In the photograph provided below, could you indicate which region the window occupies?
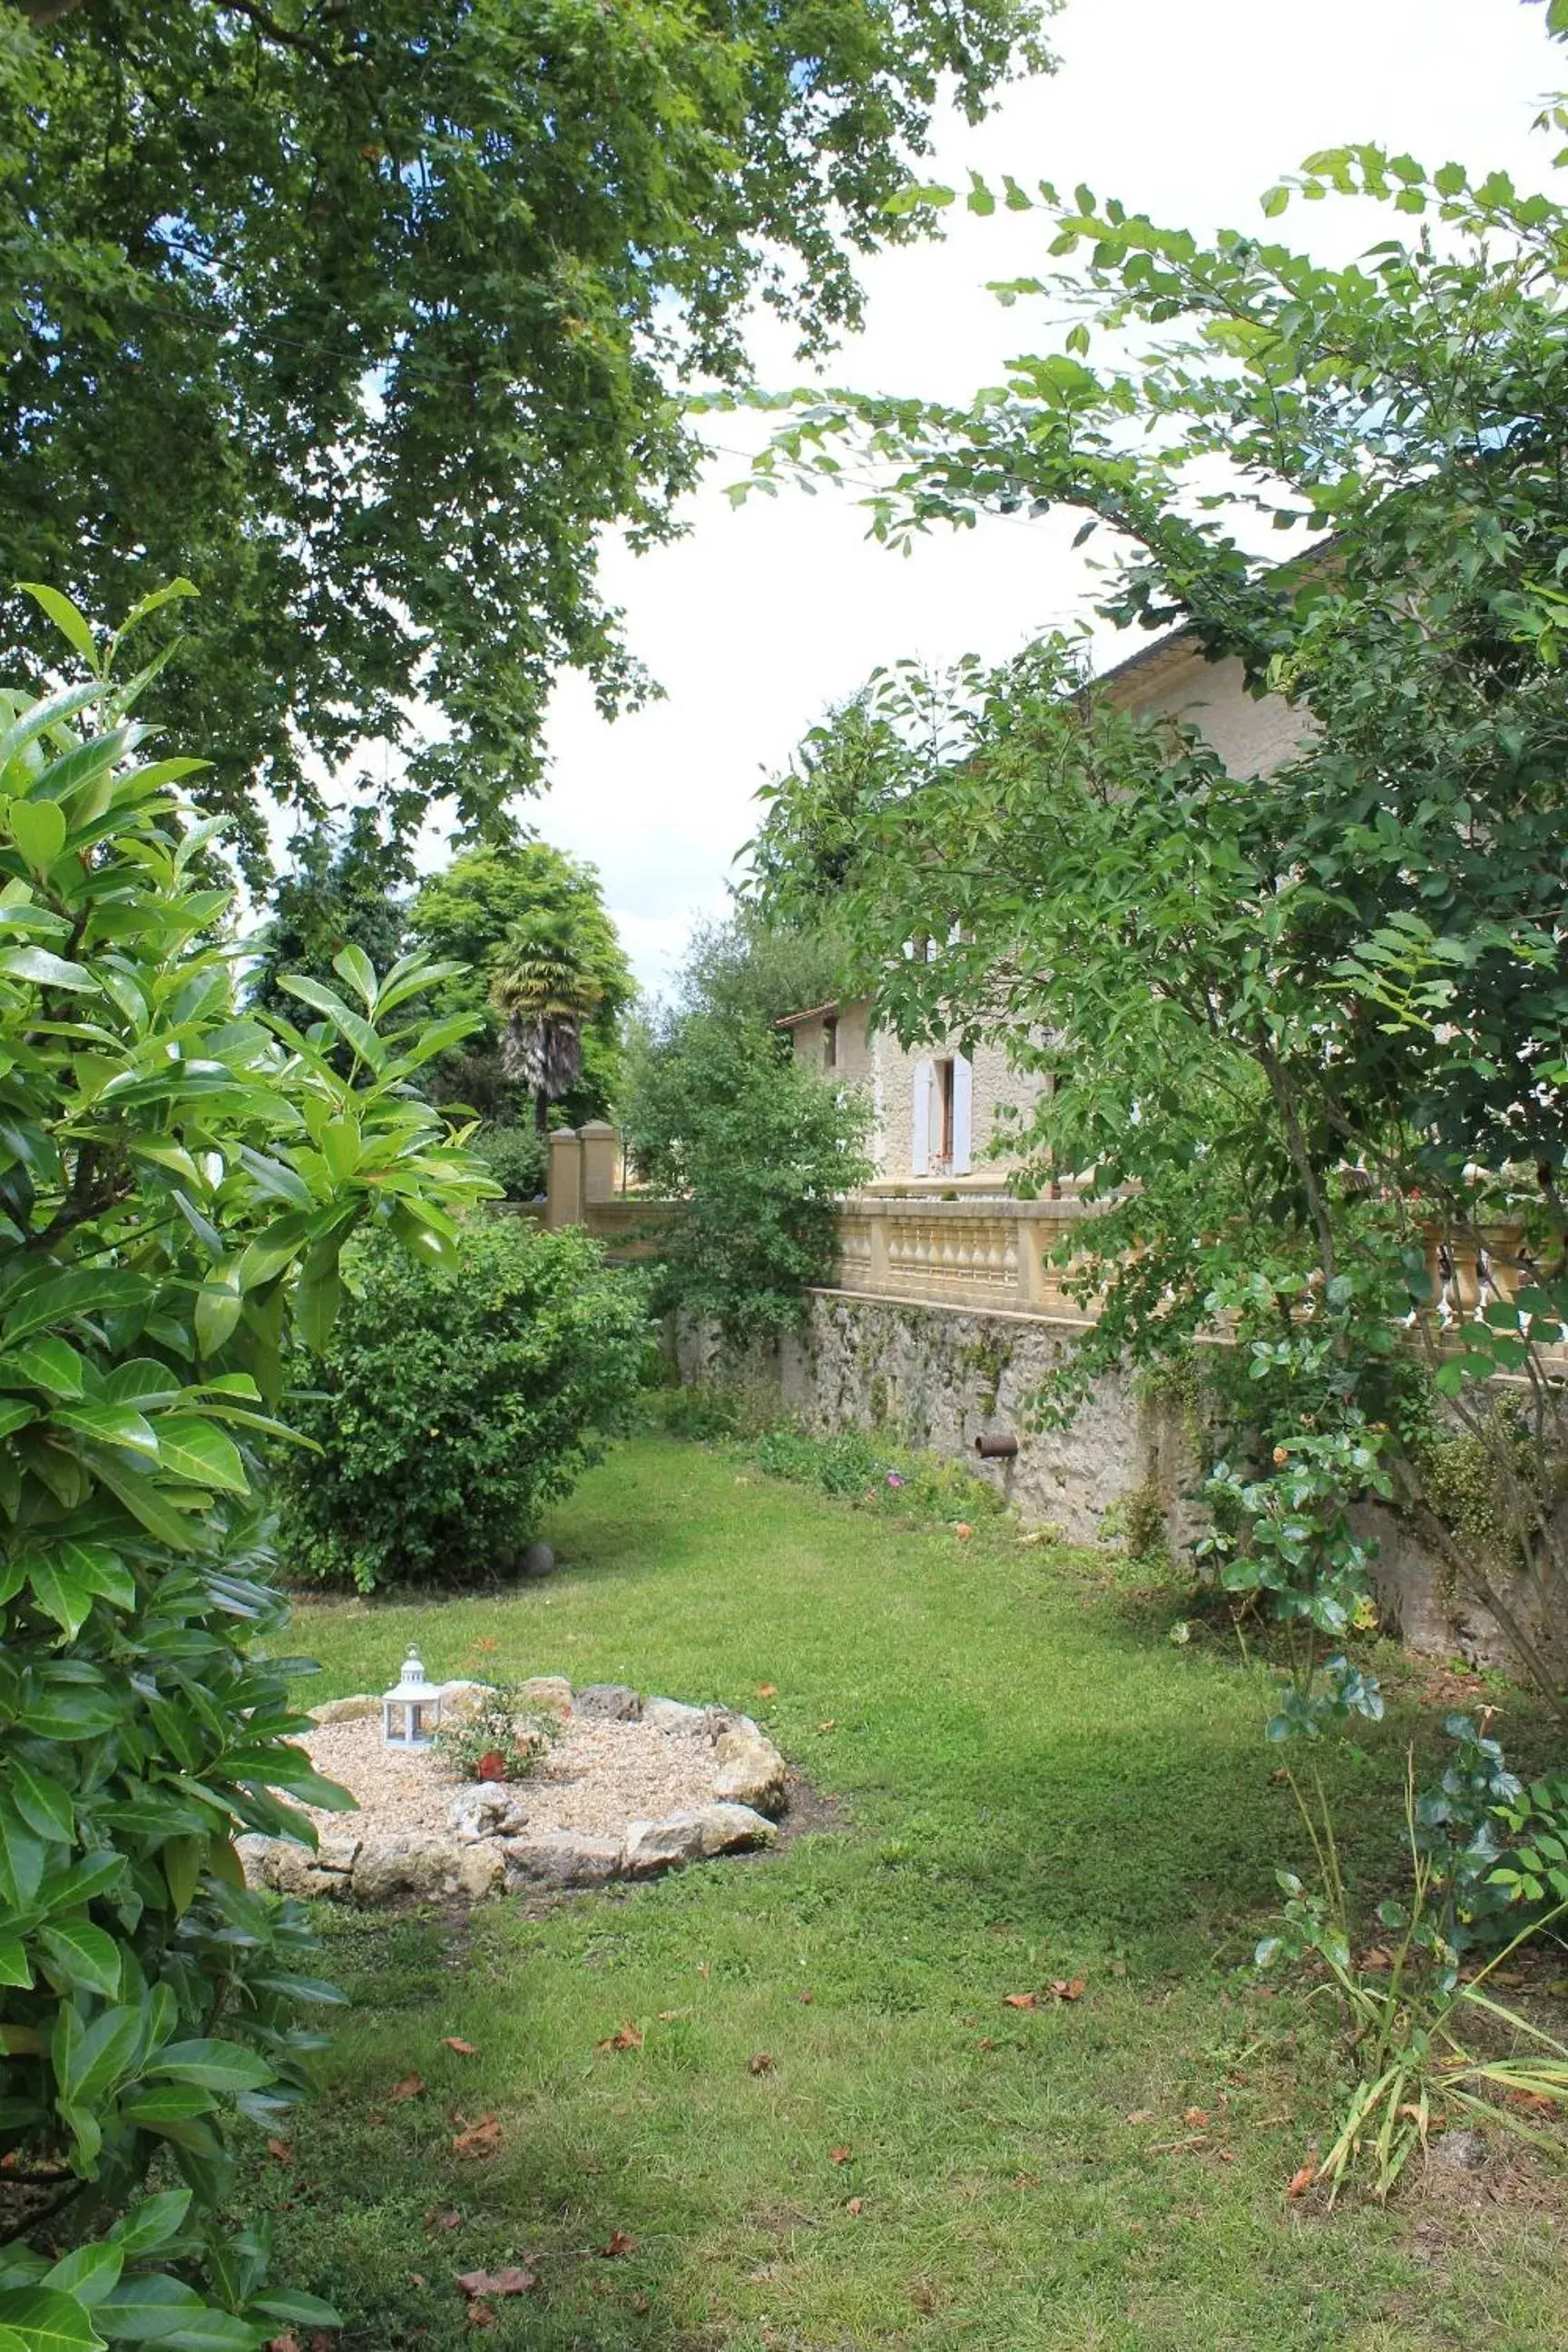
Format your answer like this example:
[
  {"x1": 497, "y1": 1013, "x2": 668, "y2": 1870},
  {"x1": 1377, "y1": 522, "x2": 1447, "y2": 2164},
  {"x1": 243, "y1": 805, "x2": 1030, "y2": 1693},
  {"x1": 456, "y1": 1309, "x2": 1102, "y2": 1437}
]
[
  {"x1": 933, "y1": 1058, "x2": 956, "y2": 1165},
  {"x1": 822, "y1": 1015, "x2": 838, "y2": 1071}
]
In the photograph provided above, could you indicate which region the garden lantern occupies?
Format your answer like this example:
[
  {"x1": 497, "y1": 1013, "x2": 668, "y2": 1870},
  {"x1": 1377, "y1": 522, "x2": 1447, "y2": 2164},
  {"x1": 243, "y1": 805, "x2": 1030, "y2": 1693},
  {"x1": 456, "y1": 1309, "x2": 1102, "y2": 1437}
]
[{"x1": 382, "y1": 1646, "x2": 442, "y2": 1749}]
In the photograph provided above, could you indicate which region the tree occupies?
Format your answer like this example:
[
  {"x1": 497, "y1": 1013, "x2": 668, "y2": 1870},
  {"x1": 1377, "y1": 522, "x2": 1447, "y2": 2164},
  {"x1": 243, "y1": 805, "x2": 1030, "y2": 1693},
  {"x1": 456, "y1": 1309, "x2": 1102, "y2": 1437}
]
[
  {"x1": 622, "y1": 900, "x2": 868, "y2": 1334},
  {"x1": 0, "y1": 0, "x2": 1054, "y2": 867},
  {"x1": 491, "y1": 919, "x2": 607, "y2": 1135},
  {"x1": 410, "y1": 841, "x2": 632, "y2": 1131},
  {"x1": 0, "y1": 592, "x2": 486, "y2": 2343},
  {"x1": 246, "y1": 807, "x2": 412, "y2": 1025},
  {"x1": 744, "y1": 77, "x2": 1568, "y2": 1697}
]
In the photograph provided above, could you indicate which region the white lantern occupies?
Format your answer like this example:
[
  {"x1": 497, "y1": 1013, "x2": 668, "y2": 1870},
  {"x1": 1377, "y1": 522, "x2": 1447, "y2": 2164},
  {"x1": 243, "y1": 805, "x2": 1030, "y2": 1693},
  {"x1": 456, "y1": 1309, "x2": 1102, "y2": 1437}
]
[{"x1": 382, "y1": 1646, "x2": 442, "y2": 1749}]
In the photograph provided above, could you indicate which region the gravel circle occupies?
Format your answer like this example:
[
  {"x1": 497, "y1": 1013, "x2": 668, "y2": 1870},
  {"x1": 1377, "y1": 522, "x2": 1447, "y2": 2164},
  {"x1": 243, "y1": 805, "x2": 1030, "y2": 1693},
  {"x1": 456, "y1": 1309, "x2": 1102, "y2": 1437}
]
[{"x1": 296, "y1": 1713, "x2": 727, "y2": 1844}]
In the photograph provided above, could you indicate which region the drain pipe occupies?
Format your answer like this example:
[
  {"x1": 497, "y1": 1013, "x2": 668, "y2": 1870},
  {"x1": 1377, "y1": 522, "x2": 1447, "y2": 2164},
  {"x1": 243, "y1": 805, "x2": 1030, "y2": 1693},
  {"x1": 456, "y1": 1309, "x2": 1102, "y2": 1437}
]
[{"x1": 974, "y1": 1431, "x2": 1019, "y2": 1459}]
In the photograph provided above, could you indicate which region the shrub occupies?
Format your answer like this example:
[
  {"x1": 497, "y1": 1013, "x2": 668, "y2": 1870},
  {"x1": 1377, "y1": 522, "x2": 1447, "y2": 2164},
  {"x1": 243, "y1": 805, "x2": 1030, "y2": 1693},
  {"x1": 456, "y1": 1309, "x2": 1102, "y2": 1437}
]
[
  {"x1": 279, "y1": 1216, "x2": 648, "y2": 1590},
  {"x1": 436, "y1": 1681, "x2": 554, "y2": 1783},
  {"x1": 468, "y1": 1121, "x2": 547, "y2": 1201},
  {"x1": 622, "y1": 1011, "x2": 871, "y2": 1339},
  {"x1": 0, "y1": 593, "x2": 485, "y2": 2342}
]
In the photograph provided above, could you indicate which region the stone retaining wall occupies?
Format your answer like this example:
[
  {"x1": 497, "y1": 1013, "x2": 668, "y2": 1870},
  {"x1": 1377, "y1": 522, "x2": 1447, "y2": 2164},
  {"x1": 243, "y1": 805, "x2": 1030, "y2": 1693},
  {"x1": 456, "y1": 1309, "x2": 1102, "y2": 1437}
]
[{"x1": 681, "y1": 1289, "x2": 1549, "y2": 1674}]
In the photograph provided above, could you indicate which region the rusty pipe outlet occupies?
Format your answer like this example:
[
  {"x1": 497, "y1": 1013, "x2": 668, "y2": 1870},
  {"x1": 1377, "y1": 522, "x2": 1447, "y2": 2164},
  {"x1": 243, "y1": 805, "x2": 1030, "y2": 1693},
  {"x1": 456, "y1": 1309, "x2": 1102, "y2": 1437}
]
[{"x1": 974, "y1": 1431, "x2": 1019, "y2": 1459}]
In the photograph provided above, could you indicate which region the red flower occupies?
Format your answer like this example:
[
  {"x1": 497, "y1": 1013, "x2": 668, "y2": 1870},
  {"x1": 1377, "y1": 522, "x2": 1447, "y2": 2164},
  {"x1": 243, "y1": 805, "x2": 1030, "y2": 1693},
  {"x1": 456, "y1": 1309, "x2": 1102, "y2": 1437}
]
[{"x1": 476, "y1": 1749, "x2": 507, "y2": 1782}]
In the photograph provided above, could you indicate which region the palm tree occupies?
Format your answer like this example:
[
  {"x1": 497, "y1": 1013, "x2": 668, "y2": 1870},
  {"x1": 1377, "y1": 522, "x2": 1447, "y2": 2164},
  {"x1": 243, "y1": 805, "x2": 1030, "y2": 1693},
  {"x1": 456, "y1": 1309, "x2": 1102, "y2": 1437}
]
[{"x1": 488, "y1": 921, "x2": 606, "y2": 1134}]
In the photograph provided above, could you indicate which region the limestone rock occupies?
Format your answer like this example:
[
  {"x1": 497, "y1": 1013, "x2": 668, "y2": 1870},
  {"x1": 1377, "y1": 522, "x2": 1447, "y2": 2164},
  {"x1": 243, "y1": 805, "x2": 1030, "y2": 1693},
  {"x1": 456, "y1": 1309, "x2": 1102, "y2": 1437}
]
[
  {"x1": 573, "y1": 1682, "x2": 642, "y2": 1722},
  {"x1": 712, "y1": 1717, "x2": 788, "y2": 1817},
  {"x1": 501, "y1": 1829, "x2": 623, "y2": 1890},
  {"x1": 351, "y1": 1831, "x2": 453, "y2": 1904},
  {"x1": 272, "y1": 1831, "x2": 362, "y2": 1899},
  {"x1": 622, "y1": 1803, "x2": 779, "y2": 1874},
  {"x1": 309, "y1": 1693, "x2": 380, "y2": 1726},
  {"x1": 452, "y1": 1841, "x2": 505, "y2": 1901},
  {"x1": 521, "y1": 1540, "x2": 557, "y2": 1579},
  {"x1": 449, "y1": 1783, "x2": 531, "y2": 1844},
  {"x1": 436, "y1": 1680, "x2": 499, "y2": 1725},
  {"x1": 521, "y1": 1674, "x2": 573, "y2": 1721},
  {"x1": 642, "y1": 1696, "x2": 708, "y2": 1735},
  {"x1": 237, "y1": 1833, "x2": 278, "y2": 1890}
]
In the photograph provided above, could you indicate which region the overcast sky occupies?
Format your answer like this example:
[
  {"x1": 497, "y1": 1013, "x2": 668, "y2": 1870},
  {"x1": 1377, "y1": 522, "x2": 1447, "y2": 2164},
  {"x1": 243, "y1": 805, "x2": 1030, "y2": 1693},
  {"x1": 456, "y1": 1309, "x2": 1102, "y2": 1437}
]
[{"x1": 523, "y1": 0, "x2": 1559, "y2": 995}]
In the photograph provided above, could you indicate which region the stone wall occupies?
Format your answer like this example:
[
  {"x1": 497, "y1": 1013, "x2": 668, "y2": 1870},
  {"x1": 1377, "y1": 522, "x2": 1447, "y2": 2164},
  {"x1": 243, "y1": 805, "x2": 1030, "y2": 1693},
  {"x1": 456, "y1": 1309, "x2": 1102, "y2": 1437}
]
[{"x1": 681, "y1": 1288, "x2": 1553, "y2": 1675}]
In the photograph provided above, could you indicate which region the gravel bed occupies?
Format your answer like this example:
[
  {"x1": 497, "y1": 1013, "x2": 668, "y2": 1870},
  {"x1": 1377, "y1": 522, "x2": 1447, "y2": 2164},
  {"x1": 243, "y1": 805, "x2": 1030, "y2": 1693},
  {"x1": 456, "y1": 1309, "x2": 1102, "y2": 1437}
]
[{"x1": 295, "y1": 1714, "x2": 725, "y2": 1844}]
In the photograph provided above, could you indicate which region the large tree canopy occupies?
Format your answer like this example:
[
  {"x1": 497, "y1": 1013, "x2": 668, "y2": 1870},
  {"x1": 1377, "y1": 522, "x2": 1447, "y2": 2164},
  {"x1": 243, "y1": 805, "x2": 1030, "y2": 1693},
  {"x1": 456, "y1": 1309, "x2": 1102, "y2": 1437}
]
[{"x1": 0, "y1": 0, "x2": 1053, "y2": 867}]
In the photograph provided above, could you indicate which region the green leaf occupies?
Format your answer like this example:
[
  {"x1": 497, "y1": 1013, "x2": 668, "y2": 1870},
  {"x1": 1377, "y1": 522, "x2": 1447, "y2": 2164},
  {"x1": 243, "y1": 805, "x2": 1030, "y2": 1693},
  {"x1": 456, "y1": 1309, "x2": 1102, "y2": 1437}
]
[
  {"x1": 9, "y1": 1755, "x2": 74, "y2": 1842},
  {"x1": 0, "y1": 1935, "x2": 32, "y2": 1989},
  {"x1": 146, "y1": 2039, "x2": 275, "y2": 2092},
  {"x1": 0, "y1": 2286, "x2": 104, "y2": 2352},
  {"x1": 38, "y1": 1921, "x2": 122, "y2": 2001},
  {"x1": 16, "y1": 585, "x2": 101, "y2": 671},
  {"x1": 8, "y1": 799, "x2": 68, "y2": 872},
  {"x1": 251, "y1": 2291, "x2": 341, "y2": 2328},
  {"x1": 0, "y1": 1336, "x2": 85, "y2": 1396},
  {"x1": 40, "y1": 2246, "x2": 122, "y2": 2309},
  {"x1": 152, "y1": 1416, "x2": 248, "y2": 1494},
  {"x1": 108, "y1": 2190, "x2": 192, "y2": 2261},
  {"x1": 24, "y1": 1558, "x2": 93, "y2": 1639},
  {"x1": 0, "y1": 1798, "x2": 46, "y2": 1907},
  {"x1": 0, "y1": 945, "x2": 93, "y2": 990},
  {"x1": 49, "y1": 1400, "x2": 160, "y2": 1459},
  {"x1": 1260, "y1": 185, "x2": 1290, "y2": 218},
  {"x1": 194, "y1": 1265, "x2": 244, "y2": 1357}
]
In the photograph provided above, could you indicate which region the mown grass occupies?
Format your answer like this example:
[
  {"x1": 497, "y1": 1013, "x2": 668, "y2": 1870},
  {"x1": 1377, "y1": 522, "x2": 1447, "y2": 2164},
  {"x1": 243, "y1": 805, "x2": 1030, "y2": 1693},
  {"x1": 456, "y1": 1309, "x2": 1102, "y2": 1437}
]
[{"x1": 245, "y1": 1436, "x2": 1568, "y2": 2351}]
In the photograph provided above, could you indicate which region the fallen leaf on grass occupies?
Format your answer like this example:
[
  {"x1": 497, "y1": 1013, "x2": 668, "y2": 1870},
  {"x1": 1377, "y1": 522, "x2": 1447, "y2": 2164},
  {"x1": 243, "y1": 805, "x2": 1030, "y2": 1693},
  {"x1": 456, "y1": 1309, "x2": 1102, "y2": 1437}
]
[
  {"x1": 952, "y1": 1523, "x2": 974, "y2": 1540},
  {"x1": 466, "y1": 2302, "x2": 495, "y2": 2329},
  {"x1": 1126, "y1": 2110, "x2": 1156, "y2": 2125},
  {"x1": 442, "y1": 2037, "x2": 478, "y2": 2056},
  {"x1": 1508, "y1": 2088, "x2": 1556, "y2": 2114},
  {"x1": 1184, "y1": 2108, "x2": 1210, "y2": 2128},
  {"x1": 1002, "y1": 1993, "x2": 1038, "y2": 2011},
  {"x1": 426, "y1": 2209, "x2": 464, "y2": 2232},
  {"x1": 632, "y1": 2293, "x2": 652, "y2": 2314},
  {"x1": 266, "y1": 2137, "x2": 295, "y2": 2166},
  {"x1": 1287, "y1": 2164, "x2": 1317, "y2": 2199},
  {"x1": 456, "y1": 2267, "x2": 536, "y2": 2298},
  {"x1": 1052, "y1": 1977, "x2": 1087, "y2": 2003},
  {"x1": 846, "y1": 2197, "x2": 864, "y2": 2215},
  {"x1": 386, "y1": 2073, "x2": 426, "y2": 2103},
  {"x1": 817, "y1": 1720, "x2": 837, "y2": 1733},
  {"x1": 596, "y1": 2021, "x2": 644, "y2": 2053},
  {"x1": 658, "y1": 2007, "x2": 691, "y2": 2023},
  {"x1": 797, "y1": 1991, "x2": 814, "y2": 2005},
  {"x1": 1217, "y1": 2151, "x2": 1235, "y2": 2162},
  {"x1": 451, "y1": 2115, "x2": 502, "y2": 2160},
  {"x1": 756, "y1": 1683, "x2": 779, "y2": 1699},
  {"x1": 829, "y1": 2147, "x2": 852, "y2": 2165},
  {"x1": 749, "y1": 2053, "x2": 775, "y2": 2075},
  {"x1": 978, "y1": 2037, "x2": 996, "y2": 2051},
  {"x1": 1010, "y1": 2171, "x2": 1040, "y2": 2190},
  {"x1": 409, "y1": 2273, "x2": 426, "y2": 2288},
  {"x1": 600, "y1": 2230, "x2": 637, "y2": 2258}
]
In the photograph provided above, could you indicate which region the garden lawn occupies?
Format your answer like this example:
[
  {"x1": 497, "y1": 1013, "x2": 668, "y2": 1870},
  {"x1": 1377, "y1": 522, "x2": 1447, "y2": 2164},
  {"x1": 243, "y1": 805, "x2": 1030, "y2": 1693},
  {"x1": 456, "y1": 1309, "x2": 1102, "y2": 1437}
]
[{"x1": 250, "y1": 1436, "x2": 1568, "y2": 2352}]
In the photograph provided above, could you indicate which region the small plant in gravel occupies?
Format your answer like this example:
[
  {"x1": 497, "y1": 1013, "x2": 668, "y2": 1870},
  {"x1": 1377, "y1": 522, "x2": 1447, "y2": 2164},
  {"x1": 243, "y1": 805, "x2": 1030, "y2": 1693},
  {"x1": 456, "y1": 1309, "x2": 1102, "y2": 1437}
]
[{"x1": 436, "y1": 1681, "x2": 554, "y2": 1783}]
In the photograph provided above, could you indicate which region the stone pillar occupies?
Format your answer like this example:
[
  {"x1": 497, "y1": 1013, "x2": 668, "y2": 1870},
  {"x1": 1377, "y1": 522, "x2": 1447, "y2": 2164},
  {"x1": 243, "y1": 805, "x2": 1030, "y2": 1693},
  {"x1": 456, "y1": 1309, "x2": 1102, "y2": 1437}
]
[
  {"x1": 866, "y1": 1205, "x2": 891, "y2": 1294},
  {"x1": 579, "y1": 1120, "x2": 620, "y2": 1206},
  {"x1": 546, "y1": 1128, "x2": 582, "y2": 1230}
]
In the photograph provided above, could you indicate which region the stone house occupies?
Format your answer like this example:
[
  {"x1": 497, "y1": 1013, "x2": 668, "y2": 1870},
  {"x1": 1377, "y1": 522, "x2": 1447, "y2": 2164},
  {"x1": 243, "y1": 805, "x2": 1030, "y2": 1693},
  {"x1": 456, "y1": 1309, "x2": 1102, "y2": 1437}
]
[{"x1": 779, "y1": 629, "x2": 1314, "y2": 1191}]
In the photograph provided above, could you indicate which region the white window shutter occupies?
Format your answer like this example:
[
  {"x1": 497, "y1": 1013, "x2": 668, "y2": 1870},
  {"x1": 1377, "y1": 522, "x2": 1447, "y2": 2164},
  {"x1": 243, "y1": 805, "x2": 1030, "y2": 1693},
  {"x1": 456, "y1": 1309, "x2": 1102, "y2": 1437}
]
[
  {"x1": 952, "y1": 1054, "x2": 974, "y2": 1175},
  {"x1": 911, "y1": 1060, "x2": 932, "y2": 1175}
]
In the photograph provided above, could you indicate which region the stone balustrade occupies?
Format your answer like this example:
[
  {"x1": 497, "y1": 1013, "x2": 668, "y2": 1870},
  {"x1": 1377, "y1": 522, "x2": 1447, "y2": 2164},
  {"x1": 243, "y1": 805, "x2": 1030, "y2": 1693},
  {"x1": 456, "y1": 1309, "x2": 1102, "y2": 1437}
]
[{"x1": 828, "y1": 1192, "x2": 1098, "y2": 1321}]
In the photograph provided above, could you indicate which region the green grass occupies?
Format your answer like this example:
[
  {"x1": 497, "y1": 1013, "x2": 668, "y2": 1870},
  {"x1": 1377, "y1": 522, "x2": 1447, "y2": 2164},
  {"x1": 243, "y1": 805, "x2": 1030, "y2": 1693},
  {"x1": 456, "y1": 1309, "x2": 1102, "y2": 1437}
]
[{"x1": 247, "y1": 1437, "x2": 1568, "y2": 2351}]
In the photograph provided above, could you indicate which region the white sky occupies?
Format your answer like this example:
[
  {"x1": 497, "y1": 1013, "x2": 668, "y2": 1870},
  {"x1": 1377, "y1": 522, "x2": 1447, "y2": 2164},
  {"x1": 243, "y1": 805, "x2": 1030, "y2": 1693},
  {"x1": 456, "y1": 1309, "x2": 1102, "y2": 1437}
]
[{"x1": 524, "y1": 0, "x2": 1559, "y2": 995}]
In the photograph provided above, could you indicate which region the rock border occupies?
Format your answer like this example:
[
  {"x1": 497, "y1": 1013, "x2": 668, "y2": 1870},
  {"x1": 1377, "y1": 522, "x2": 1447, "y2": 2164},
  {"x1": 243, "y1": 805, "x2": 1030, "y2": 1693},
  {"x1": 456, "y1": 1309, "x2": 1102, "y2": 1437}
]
[{"x1": 239, "y1": 1679, "x2": 789, "y2": 1906}]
